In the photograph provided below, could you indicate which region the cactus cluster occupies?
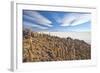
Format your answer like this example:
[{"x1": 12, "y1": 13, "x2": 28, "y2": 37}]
[{"x1": 23, "y1": 29, "x2": 91, "y2": 62}]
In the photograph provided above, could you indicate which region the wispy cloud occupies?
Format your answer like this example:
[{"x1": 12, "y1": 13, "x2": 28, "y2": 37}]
[
  {"x1": 23, "y1": 21, "x2": 48, "y2": 29},
  {"x1": 71, "y1": 14, "x2": 91, "y2": 26},
  {"x1": 60, "y1": 14, "x2": 76, "y2": 26},
  {"x1": 24, "y1": 11, "x2": 52, "y2": 27},
  {"x1": 60, "y1": 13, "x2": 91, "y2": 26}
]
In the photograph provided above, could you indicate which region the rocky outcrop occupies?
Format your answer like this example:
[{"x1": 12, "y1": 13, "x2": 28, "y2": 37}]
[{"x1": 23, "y1": 29, "x2": 91, "y2": 62}]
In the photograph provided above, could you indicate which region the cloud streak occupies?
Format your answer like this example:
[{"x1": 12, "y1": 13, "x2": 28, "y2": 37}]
[
  {"x1": 60, "y1": 13, "x2": 91, "y2": 26},
  {"x1": 23, "y1": 21, "x2": 48, "y2": 30},
  {"x1": 24, "y1": 11, "x2": 52, "y2": 27},
  {"x1": 71, "y1": 14, "x2": 91, "y2": 26}
]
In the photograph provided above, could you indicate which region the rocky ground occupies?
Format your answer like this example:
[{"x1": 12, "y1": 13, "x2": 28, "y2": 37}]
[{"x1": 23, "y1": 29, "x2": 91, "y2": 62}]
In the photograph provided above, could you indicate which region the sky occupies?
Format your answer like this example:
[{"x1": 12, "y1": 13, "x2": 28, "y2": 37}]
[{"x1": 23, "y1": 10, "x2": 91, "y2": 32}]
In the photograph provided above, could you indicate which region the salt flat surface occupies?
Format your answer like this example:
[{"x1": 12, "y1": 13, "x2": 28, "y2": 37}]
[{"x1": 38, "y1": 32, "x2": 91, "y2": 44}]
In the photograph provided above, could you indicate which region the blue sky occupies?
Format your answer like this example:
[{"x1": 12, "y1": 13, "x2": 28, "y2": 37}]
[{"x1": 23, "y1": 10, "x2": 91, "y2": 32}]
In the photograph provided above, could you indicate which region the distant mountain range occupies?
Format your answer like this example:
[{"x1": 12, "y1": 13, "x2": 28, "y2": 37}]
[{"x1": 23, "y1": 29, "x2": 91, "y2": 62}]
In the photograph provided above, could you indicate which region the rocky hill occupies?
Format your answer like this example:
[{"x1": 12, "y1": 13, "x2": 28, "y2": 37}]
[{"x1": 23, "y1": 29, "x2": 91, "y2": 62}]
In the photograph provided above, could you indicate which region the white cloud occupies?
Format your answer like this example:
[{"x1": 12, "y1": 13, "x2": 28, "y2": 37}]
[
  {"x1": 71, "y1": 14, "x2": 91, "y2": 26},
  {"x1": 24, "y1": 11, "x2": 52, "y2": 27},
  {"x1": 23, "y1": 21, "x2": 48, "y2": 29},
  {"x1": 23, "y1": 15, "x2": 36, "y2": 22},
  {"x1": 60, "y1": 13, "x2": 91, "y2": 26},
  {"x1": 61, "y1": 14, "x2": 77, "y2": 26}
]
